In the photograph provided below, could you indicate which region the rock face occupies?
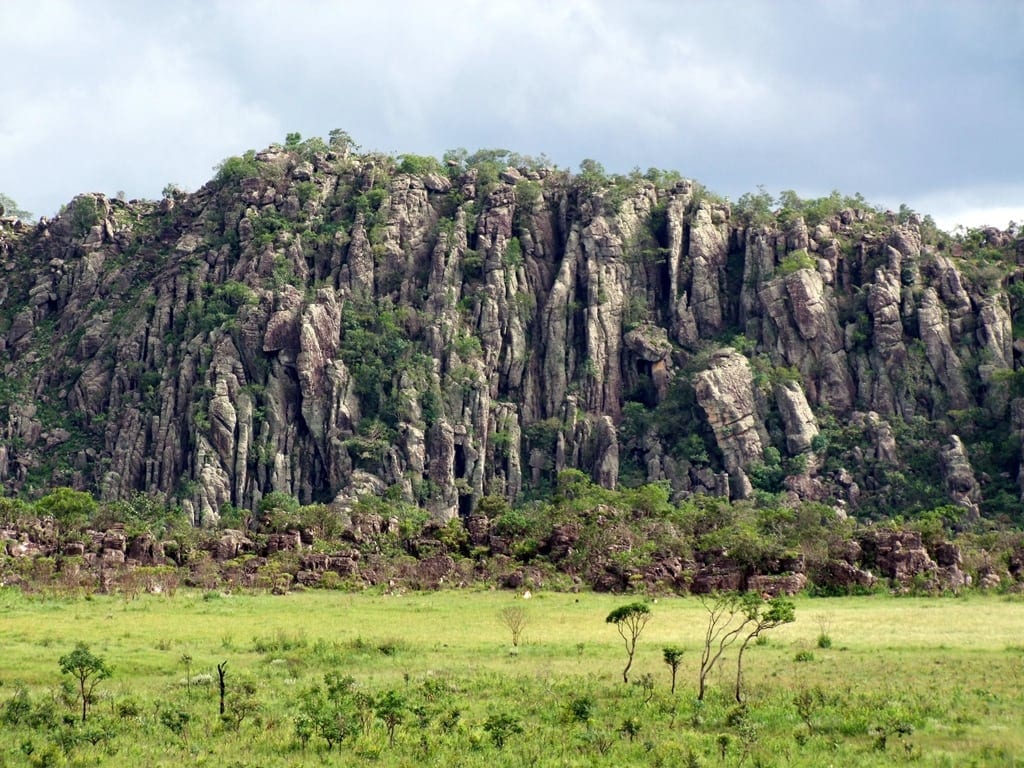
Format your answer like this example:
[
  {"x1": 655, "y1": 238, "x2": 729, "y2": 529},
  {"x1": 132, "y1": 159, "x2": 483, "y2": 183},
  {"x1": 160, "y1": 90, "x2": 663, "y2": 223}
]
[
  {"x1": 693, "y1": 350, "x2": 764, "y2": 498},
  {"x1": 938, "y1": 436, "x2": 981, "y2": 521},
  {"x1": 774, "y1": 380, "x2": 819, "y2": 454},
  {"x1": 0, "y1": 144, "x2": 1022, "y2": 524}
]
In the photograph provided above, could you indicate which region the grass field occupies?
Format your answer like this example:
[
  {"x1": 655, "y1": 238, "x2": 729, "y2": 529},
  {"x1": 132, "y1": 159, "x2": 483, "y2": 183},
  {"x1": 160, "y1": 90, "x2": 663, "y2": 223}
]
[{"x1": 0, "y1": 587, "x2": 1022, "y2": 766}]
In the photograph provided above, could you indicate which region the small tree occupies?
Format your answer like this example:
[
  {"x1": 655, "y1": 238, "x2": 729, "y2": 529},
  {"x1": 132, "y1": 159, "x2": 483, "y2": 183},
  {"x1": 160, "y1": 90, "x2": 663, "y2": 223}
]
[
  {"x1": 662, "y1": 645, "x2": 685, "y2": 694},
  {"x1": 499, "y1": 606, "x2": 528, "y2": 648},
  {"x1": 697, "y1": 593, "x2": 749, "y2": 701},
  {"x1": 59, "y1": 643, "x2": 111, "y2": 722},
  {"x1": 375, "y1": 689, "x2": 405, "y2": 747},
  {"x1": 606, "y1": 602, "x2": 651, "y2": 683},
  {"x1": 734, "y1": 595, "x2": 795, "y2": 703},
  {"x1": 483, "y1": 712, "x2": 523, "y2": 749},
  {"x1": 36, "y1": 487, "x2": 98, "y2": 529},
  {"x1": 222, "y1": 675, "x2": 259, "y2": 731},
  {"x1": 0, "y1": 193, "x2": 33, "y2": 221},
  {"x1": 295, "y1": 682, "x2": 357, "y2": 750}
]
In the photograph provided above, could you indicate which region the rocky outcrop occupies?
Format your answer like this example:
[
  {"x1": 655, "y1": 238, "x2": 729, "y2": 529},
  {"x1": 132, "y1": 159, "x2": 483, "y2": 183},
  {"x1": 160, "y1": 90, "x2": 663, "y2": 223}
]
[
  {"x1": 774, "y1": 380, "x2": 819, "y2": 454},
  {"x1": 693, "y1": 350, "x2": 764, "y2": 498},
  {"x1": 939, "y1": 436, "x2": 981, "y2": 521},
  {"x1": 0, "y1": 142, "x2": 1022, "y2": 526},
  {"x1": 858, "y1": 529, "x2": 970, "y2": 592}
]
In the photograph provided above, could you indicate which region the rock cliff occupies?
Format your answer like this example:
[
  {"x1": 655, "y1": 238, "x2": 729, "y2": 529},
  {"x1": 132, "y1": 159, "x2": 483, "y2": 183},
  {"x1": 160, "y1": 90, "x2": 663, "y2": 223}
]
[{"x1": 1, "y1": 140, "x2": 1022, "y2": 525}]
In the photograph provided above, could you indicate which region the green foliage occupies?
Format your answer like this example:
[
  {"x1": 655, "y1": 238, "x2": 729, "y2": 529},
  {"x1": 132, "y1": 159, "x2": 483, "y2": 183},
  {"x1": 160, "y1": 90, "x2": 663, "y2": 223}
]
[
  {"x1": 353, "y1": 186, "x2": 389, "y2": 229},
  {"x1": 777, "y1": 248, "x2": 816, "y2": 276},
  {"x1": 662, "y1": 645, "x2": 685, "y2": 694},
  {"x1": 58, "y1": 643, "x2": 111, "y2": 722},
  {"x1": 606, "y1": 602, "x2": 652, "y2": 683},
  {"x1": 564, "y1": 693, "x2": 594, "y2": 726},
  {"x1": 732, "y1": 185, "x2": 774, "y2": 226},
  {"x1": 35, "y1": 487, "x2": 97, "y2": 528},
  {"x1": 328, "y1": 128, "x2": 359, "y2": 154},
  {"x1": 69, "y1": 196, "x2": 101, "y2": 237},
  {"x1": 576, "y1": 158, "x2": 608, "y2": 194},
  {"x1": 396, "y1": 153, "x2": 442, "y2": 176},
  {"x1": 503, "y1": 236, "x2": 523, "y2": 268},
  {"x1": 294, "y1": 676, "x2": 358, "y2": 750},
  {"x1": 0, "y1": 192, "x2": 33, "y2": 221},
  {"x1": 254, "y1": 490, "x2": 301, "y2": 532},
  {"x1": 514, "y1": 180, "x2": 542, "y2": 208},
  {"x1": 214, "y1": 150, "x2": 260, "y2": 185},
  {"x1": 482, "y1": 712, "x2": 523, "y2": 749},
  {"x1": 375, "y1": 689, "x2": 405, "y2": 746},
  {"x1": 339, "y1": 298, "x2": 415, "y2": 425}
]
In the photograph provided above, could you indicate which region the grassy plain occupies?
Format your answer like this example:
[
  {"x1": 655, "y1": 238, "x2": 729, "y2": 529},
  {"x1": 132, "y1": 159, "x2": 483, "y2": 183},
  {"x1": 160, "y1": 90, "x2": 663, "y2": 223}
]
[{"x1": 0, "y1": 587, "x2": 1022, "y2": 766}]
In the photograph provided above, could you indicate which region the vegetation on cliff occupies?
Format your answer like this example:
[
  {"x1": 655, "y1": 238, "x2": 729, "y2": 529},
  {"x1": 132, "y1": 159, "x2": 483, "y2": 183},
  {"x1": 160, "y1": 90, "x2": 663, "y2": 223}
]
[{"x1": 1, "y1": 131, "x2": 1023, "y2": 555}]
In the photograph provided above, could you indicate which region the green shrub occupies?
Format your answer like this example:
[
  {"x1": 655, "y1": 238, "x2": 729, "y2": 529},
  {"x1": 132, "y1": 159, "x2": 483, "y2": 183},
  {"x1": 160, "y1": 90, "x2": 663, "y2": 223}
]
[
  {"x1": 777, "y1": 249, "x2": 816, "y2": 276},
  {"x1": 215, "y1": 151, "x2": 261, "y2": 185},
  {"x1": 70, "y1": 196, "x2": 102, "y2": 237},
  {"x1": 396, "y1": 154, "x2": 442, "y2": 176}
]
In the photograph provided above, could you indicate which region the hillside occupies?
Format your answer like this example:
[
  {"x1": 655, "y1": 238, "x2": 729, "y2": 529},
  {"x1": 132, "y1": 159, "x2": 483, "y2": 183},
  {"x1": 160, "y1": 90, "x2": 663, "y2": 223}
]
[{"x1": 1, "y1": 134, "x2": 1022, "y2": 532}]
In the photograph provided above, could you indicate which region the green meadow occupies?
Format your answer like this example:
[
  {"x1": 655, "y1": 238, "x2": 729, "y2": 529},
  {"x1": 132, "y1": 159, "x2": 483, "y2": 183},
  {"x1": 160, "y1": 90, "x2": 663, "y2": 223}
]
[{"x1": 0, "y1": 587, "x2": 1022, "y2": 767}]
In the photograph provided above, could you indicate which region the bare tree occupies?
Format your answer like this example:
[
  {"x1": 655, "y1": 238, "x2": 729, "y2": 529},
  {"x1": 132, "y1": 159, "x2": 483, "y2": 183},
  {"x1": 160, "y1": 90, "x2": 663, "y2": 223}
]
[
  {"x1": 499, "y1": 606, "x2": 528, "y2": 648},
  {"x1": 217, "y1": 661, "x2": 228, "y2": 716},
  {"x1": 697, "y1": 593, "x2": 749, "y2": 701}
]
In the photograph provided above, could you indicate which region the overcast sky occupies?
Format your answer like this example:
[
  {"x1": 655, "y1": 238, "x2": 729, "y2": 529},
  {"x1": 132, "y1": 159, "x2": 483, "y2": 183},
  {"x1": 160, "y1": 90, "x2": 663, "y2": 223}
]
[{"x1": 1, "y1": 0, "x2": 1022, "y2": 231}]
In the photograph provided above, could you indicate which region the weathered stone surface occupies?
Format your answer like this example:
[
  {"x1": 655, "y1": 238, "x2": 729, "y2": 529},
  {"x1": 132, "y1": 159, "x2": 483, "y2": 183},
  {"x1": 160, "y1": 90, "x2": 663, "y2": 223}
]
[
  {"x1": 747, "y1": 572, "x2": 808, "y2": 597},
  {"x1": 216, "y1": 530, "x2": 254, "y2": 561},
  {"x1": 694, "y1": 349, "x2": 763, "y2": 498},
  {"x1": 774, "y1": 380, "x2": 819, "y2": 454},
  {"x1": 939, "y1": 436, "x2": 981, "y2": 521},
  {"x1": 0, "y1": 142, "x2": 1020, "y2": 529}
]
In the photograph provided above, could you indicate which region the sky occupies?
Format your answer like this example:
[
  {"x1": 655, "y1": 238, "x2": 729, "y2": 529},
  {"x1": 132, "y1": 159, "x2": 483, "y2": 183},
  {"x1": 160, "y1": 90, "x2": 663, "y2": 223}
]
[{"x1": 1, "y1": 0, "x2": 1022, "y2": 232}]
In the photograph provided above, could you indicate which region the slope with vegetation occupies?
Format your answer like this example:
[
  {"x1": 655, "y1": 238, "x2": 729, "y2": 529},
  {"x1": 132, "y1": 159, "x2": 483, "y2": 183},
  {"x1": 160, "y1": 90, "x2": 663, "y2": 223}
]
[{"x1": 1, "y1": 132, "x2": 1023, "y2": 577}]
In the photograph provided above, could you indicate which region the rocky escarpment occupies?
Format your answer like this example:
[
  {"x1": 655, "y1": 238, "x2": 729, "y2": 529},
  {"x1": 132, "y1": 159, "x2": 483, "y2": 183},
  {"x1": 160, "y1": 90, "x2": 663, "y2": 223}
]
[
  {"x1": 1, "y1": 140, "x2": 1023, "y2": 526},
  {"x1": 4, "y1": 509, "x2": 1009, "y2": 596}
]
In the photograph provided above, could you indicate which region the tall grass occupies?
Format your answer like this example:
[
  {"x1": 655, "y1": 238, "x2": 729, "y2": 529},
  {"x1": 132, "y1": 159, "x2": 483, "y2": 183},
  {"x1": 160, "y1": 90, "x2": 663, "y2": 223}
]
[{"x1": 0, "y1": 588, "x2": 1021, "y2": 766}]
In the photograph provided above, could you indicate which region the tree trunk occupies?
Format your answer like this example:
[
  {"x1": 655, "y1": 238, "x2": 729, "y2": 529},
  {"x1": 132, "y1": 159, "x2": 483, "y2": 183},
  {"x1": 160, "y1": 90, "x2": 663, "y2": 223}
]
[
  {"x1": 735, "y1": 642, "x2": 750, "y2": 703},
  {"x1": 217, "y1": 661, "x2": 227, "y2": 716}
]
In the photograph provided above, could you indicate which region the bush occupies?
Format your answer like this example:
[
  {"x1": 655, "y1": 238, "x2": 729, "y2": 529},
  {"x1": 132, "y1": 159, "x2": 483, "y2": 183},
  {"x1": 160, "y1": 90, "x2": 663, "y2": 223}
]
[
  {"x1": 397, "y1": 154, "x2": 442, "y2": 176},
  {"x1": 777, "y1": 249, "x2": 816, "y2": 276},
  {"x1": 70, "y1": 196, "x2": 101, "y2": 237},
  {"x1": 215, "y1": 151, "x2": 261, "y2": 185},
  {"x1": 35, "y1": 487, "x2": 97, "y2": 528}
]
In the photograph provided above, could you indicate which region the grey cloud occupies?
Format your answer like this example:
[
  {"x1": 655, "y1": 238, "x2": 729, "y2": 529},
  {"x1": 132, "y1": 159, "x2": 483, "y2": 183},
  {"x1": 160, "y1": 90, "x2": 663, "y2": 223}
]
[{"x1": 0, "y1": 0, "x2": 1021, "y2": 228}]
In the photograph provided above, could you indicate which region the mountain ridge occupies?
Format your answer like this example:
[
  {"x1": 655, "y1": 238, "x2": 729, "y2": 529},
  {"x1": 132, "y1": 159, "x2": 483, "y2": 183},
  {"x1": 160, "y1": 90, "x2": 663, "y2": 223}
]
[{"x1": 1, "y1": 136, "x2": 1022, "y2": 530}]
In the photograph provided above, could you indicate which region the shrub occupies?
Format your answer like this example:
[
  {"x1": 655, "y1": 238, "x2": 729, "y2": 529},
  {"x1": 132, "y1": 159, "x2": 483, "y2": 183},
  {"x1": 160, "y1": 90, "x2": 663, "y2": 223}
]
[
  {"x1": 777, "y1": 249, "x2": 816, "y2": 276},
  {"x1": 215, "y1": 151, "x2": 261, "y2": 185},
  {"x1": 70, "y1": 196, "x2": 101, "y2": 237}
]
